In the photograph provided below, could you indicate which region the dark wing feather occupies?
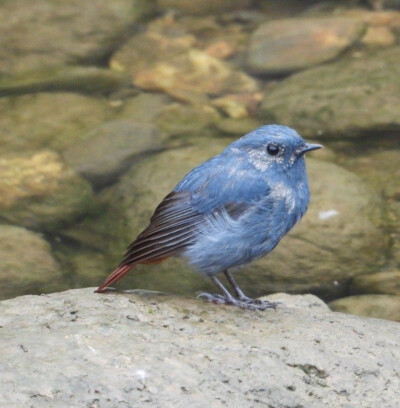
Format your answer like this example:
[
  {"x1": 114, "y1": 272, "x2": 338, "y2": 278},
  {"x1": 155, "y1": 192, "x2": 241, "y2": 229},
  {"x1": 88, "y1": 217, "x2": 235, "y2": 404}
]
[{"x1": 120, "y1": 191, "x2": 205, "y2": 266}]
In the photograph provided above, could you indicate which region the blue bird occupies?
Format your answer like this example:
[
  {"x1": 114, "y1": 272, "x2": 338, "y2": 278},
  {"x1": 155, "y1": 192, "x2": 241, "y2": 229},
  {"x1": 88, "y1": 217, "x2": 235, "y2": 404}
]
[{"x1": 96, "y1": 125, "x2": 322, "y2": 310}]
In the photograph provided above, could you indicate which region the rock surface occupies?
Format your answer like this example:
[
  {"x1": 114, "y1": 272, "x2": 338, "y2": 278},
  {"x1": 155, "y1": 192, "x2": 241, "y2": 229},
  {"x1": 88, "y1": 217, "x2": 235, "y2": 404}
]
[
  {"x1": 0, "y1": 0, "x2": 155, "y2": 75},
  {"x1": 350, "y1": 270, "x2": 400, "y2": 296},
  {"x1": 247, "y1": 17, "x2": 365, "y2": 75},
  {"x1": 0, "y1": 225, "x2": 63, "y2": 300},
  {"x1": 259, "y1": 47, "x2": 400, "y2": 138},
  {"x1": 0, "y1": 288, "x2": 399, "y2": 407},
  {"x1": 329, "y1": 294, "x2": 400, "y2": 321},
  {"x1": 0, "y1": 151, "x2": 94, "y2": 231}
]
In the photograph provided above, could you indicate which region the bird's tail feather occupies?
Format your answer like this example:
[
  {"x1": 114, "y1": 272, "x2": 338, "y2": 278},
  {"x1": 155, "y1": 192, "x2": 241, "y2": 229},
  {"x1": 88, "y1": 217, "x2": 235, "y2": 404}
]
[{"x1": 95, "y1": 264, "x2": 134, "y2": 293}]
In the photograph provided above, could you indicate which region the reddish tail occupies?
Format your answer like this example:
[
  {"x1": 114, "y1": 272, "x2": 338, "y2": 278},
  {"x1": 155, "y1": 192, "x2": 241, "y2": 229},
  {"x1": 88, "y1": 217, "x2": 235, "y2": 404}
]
[{"x1": 95, "y1": 264, "x2": 135, "y2": 293}]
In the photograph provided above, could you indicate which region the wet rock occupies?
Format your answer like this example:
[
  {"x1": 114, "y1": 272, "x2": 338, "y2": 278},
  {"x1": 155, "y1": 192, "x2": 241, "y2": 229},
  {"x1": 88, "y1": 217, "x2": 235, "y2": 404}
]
[
  {"x1": 106, "y1": 146, "x2": 385, "y2": 299},
  {"x1": 351, "y1": 270, "x2": 400, "y2": 296},
  {"x1": 63, "y1": 120, "x2": 164, "y2": 188},
  {"x1": 0, "y1": 225, "x2": 64, "y2": 300},
  {"x1": 1, "y1": 288, "x2": 400, "y2": 407},
  {"x1": 368, "y1": 0, "x2": 400, "y2": 10},
  {"x1": 215, "y1": 117, "x2": 263, "y2": 136},
  {"x1": 211, "y1": 92, "x2": 263, "y2": 118},
  {"x1": 133, "y1": 49, "x2": 258, "y2": 103},
  {"x1": 0, "y1": 0, "x2": 156, "y2": 75},
  {"x1": 0, "y1": 151, "x2": 94, "y2": 231},
  {"x1": 155, "y1": 103, "x2": 220, "y2": 139},
  {"x1": 246, "y1": 17, "x2": 365, "y2": 75},
  {"x1": 158, "y1": 0, "x2": 252, "y2": 15},
  {"x1": 259, "y1": 47, "x2": 400, "y2": 138},
  {"x1": 0, "y1": 67, "x2": 131, "y2": 97},
  {"x1": 329, "y1": 294, "x2": 400, "y2": 321},
  {"x1": 0, "y1": 93, "x2": 113, "y2": 154}
]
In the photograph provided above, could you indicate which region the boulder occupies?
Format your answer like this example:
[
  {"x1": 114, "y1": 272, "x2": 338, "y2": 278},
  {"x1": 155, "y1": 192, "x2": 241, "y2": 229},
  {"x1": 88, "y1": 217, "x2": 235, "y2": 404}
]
[
  {"x1": 350, "y1": 270, "x2": 400, "y2": 296},
  {"x1": 0, "y1": 288, "x2": 399, "y2": 407},
  {"x1": 259, "y1": 47, "x2": 400, "y2": 138},
  {"x1": 0, "y1": 225, "x2": 63, "y2": 300}
]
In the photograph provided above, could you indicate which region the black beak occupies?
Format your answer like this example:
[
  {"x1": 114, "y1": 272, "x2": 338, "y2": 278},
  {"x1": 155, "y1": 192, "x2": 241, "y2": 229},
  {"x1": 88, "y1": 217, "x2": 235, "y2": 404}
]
[{"x1": 297, "y1": 143, "x2": 323, "y2": 156}]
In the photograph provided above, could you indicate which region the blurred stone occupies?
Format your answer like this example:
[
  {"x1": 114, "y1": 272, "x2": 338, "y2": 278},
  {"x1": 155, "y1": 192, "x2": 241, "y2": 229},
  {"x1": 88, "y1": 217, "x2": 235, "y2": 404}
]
[
  {"x1": 0, "y1": 0, "x2": 156, "y2": 75},
  {"x1": 63, "y1": 120, "x2": 164, "y2": 188},
  {"x1": 343, "y1": 9, "x2": 400, "y2": 30},
  {"x1": 0, "y1": 225, "x2": 64, "y2": 300},
  {"x1": 351, "y1": 270, "x2": 400, "y2": 296},
  {"x1": 0, "y1": 151, "x2": 94, "y2": 231},
  {"x1": 0, "y1": 93, "x2": 113, "y2": 154},
  {"x1": 215, "y1": 117, "x2": 263, "y2": 136},
  {"x1": 158, "y1": 0, "x2": 252, "y2": 15},
  {"x1": 368, "y1": 0, "x2": 400, "y2": 10},
  {"x1": 134, "y1": 49, "x2": 258, "y2": 103},
  {"x1": 361, "y1": 26, "x2": 396, "y2": 46},
  {"x1": 0, "y1": 67, "x2": 131, "y2": 97},
  {"x1": 259, "y1": 47, "x2": 400, "y2": 138},
  {"x1": 212, "y1": 92, "x2": 263, "y2": 118},
  {"x1": 246, "y1": 17, "x2": 365, "y2": 75},
  {"x1": 204, "y1": 41, "x2": 235, "y2": 59},
  {"x1": 155, "y1": 103, "x2": 221, "y2": 139},
  {"x1": 329, "y1": 295, "x2": 400, "y2": 321},
  {"x1": 106, "y1": 146, "x2": 385, "y2": 300}
]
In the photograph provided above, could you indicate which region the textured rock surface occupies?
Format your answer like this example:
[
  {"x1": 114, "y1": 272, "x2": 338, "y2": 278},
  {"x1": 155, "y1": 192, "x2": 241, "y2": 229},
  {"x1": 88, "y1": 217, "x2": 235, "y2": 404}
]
[
  {"x1": 0, "y1": 151, "x2": 94, "y2": 231},
  {"x1": 329, "y1": 294, "x2": 400, "y2": 321},
  {"x1": 0, "y1": 225, "x2": 63, "y2": 300},
  {"x1": 247, "y1": 17, "x2": 365, "y2": 75},
  {"x1": 350, "y1": 270, "x2": 400, "y2": 296},
  {"x1": 259, "y1": 47, "x2": 400, "y2": 138},
  {"x1": 63, "y1": 120, "x2": 164, "y2": 188},
  {"x1": 0, "y1": 289, "x2": 399, "y2": 407},
  {"x1": 105, "y1": 147, "x2": 384, "y2": 300},
  {"x1": 0, "y1": 0, "x2": 155, "y2": 75},
  {"x1": 0, "y1": 93, "x2": 113, "y2": 154}
]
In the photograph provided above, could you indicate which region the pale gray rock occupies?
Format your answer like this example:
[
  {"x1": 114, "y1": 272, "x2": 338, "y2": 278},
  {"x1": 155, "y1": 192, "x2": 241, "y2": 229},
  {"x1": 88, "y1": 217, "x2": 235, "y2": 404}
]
[{"x1": 0, "y1": 288, "x2": 399, "y2": 407}]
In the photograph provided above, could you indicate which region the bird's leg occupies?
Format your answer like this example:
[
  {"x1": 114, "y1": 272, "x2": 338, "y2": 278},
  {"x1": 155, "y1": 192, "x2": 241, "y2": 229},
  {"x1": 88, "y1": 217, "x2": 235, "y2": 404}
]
[
  {"x1": 198, "y1": 275, "x2": 276, "y2": 311},
  {"x1": 223, "y1": 269, "x2": 278, "y2": 310}
]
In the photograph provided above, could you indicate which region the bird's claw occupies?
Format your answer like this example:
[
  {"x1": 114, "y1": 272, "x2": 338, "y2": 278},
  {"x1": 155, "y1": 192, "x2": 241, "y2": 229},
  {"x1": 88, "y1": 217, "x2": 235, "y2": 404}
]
[{"x1": 198, "y1": 292, "x2": 279, "y2": 311}]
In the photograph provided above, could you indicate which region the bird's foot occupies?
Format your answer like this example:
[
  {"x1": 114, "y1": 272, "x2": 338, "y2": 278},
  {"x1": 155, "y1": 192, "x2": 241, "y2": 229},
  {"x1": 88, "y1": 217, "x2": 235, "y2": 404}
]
[{"x1": 198, "y1": 292, "x2": 278, "y2": 311}]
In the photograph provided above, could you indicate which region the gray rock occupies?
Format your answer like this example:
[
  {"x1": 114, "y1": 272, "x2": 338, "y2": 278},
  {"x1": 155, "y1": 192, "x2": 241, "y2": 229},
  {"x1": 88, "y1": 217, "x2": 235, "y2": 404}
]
[
  {"x1": 0, "y1": 0, "x2": 156, "y2": 75},
  {"x1": 329, "y1": 294, "x2": 400, "y2": 321},
  {"x1": 104, "y1": 147, "x2": 385, "y2": 300},
  {"x1": 351, "y1": 270, "x2": 400, "y2": 296},
  {"x1": 0, "y1": 150, "x2": 94, "y2": 231},
  {"x1": 0, "y1": 66, "x2": 131, "y2": 97},
  {"x1": 259, "y1": 47, "x2": 400, "y2": 139},
  {"x1": 63, "y1": 120, "x2": 165, "y2": 188},
  {"x1": 247, "y1": 17, "x2": 365, "y2": 75},
  {"x1": 0, "y1": 225, "x2": 64, "y2": 300},
  {"x1": 0, "y1": 288, "x2": 399, "y2": 407},
  {"x1": 0, "y1": 93, "x2": 113, "y2": 154}
]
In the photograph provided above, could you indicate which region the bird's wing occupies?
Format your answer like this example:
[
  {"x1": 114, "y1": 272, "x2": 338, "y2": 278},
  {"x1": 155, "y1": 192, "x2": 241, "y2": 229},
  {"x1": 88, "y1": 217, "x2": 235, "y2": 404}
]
[{"x1": 120, "y1": 165, "x2": 270, "y2": 266}]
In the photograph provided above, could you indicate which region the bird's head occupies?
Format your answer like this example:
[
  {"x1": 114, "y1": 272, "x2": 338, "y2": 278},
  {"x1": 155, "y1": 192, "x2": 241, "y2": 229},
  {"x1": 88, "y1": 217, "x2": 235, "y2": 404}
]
[{"x1": 229, "y1": 125, "x2": 322, "y2": 174}]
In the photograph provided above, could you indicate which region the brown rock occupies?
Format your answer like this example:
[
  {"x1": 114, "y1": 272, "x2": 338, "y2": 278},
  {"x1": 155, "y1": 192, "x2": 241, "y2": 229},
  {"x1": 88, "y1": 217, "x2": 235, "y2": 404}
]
[{"x1": 351, "y1": 270, "x2": 400, "y2": 296}]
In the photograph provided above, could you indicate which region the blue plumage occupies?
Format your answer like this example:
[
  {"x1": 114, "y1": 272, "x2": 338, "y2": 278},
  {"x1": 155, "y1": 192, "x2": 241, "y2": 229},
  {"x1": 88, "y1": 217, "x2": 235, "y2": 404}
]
[{"x1": 96, "y1": 125, "x2": 322, "y2": 310}]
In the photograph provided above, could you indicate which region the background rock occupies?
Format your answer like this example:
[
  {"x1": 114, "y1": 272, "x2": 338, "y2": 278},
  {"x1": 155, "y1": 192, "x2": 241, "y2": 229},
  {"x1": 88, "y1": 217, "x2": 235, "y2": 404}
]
[
  {"x1": 0, "y1": 151, "x2": 94, "y2": 231},
  {"x1": 246, "y1": 17, "x2": 365, "y2": 75},
  {"x1": 0, "y1": 0, "x2": 155, "y2": 75},
  {"x1": 63, "y1": 120, "x2": 165, "y2": 188},
  {"x1": 259, "y1": 47, "x2": 400, "y2": 138},
  {"x1": 350, "y1": 270, "x2": 400, "y2": 296},
  {"x1": 329, "y1": 294, "x2": 400, "y2": 321},
  {"x1": 0, "y1": 225, "x2": 64, "y2": 300},
  {"x1": 158, "y1": 0, "x2": 253, "y2": 15},
  {"x1": 0, "y1": 288, "x2": 399, "y2": 407}
]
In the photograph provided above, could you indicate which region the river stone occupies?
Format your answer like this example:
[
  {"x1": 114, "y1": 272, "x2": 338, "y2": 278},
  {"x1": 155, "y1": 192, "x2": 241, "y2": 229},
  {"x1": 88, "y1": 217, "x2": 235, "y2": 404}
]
[
  {"x1": 158, "y1": 0, "x2": 253, "y2": 15},
  {"x1": 0, "y1": 93, "x2": 113, "y2": 154},
  {"x1": 0, "y1": 0, "x2": 156, "y2": 76},
  {"x1": 350, "y1": 270, "x2": 400, "y2": 296},
  {"x1": 0, "y1": 225, "x2": 64, "y2": 300},
  {"x1": 368, "y1": 0, "x2": 400, "y2": 10},
  {"x1": 106, "y1": 145, "x2": 384, "y2": 300},
  {"x1": 0, "y1": 67, "x2": 131, "y2": 97},
  {"x1": 246, "y1": 17, "x2": 365, "y2": 75},
  {"x1": 329, "y1": 294, "x2": 400, "y2": 321},
  {"x1": 0, "y1": 151, "x2": 94, "y2": 231},
  {"x1": 259, "y1": 47, "x2": 400, "y2": 138},
  {"x1": 63, "y1": 120, "x2": 164, "y2": 188},
  {"x1": 1, "y1": 288, "x2": 400, "y2": 407}
]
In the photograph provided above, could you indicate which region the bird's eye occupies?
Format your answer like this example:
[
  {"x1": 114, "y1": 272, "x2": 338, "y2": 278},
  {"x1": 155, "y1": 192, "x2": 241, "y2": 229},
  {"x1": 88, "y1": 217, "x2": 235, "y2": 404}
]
[{"x1": 266, "y1": 144, "x2": 280, "y2": 156}]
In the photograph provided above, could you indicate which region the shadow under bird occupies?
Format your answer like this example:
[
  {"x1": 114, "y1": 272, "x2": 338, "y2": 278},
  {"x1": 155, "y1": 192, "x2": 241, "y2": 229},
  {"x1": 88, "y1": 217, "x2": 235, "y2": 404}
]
[{"x1": 96, "y1": 125, "x2": 322, "y2": 311}]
